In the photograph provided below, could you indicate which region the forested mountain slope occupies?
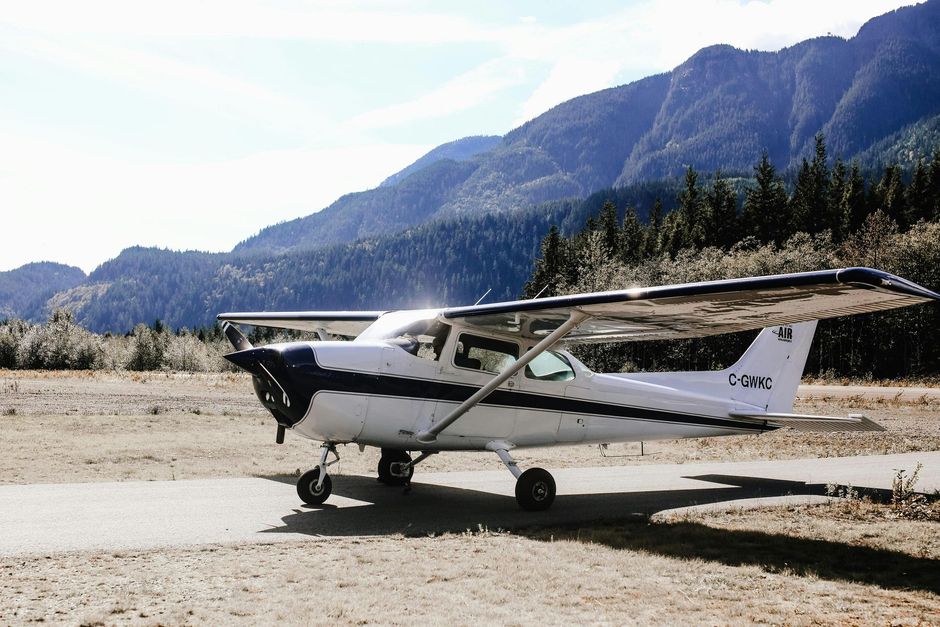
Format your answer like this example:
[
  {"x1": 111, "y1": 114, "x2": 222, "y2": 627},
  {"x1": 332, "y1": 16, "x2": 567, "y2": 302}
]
[
  {"x1": 44, "y1": 200, "x2": 583, "y2": 332},
  {"x1": 0, "y1": 262, "x2": 85, "y2": 319},
  {"x1": 237, "y1": 1, "x2": 940, "y2": 255}
]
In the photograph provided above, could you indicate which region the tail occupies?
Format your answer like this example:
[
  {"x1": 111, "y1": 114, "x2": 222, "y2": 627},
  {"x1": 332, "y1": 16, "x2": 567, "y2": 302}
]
[{"x1": 724, "y1": 321, "x2": 817, "y2": 413}]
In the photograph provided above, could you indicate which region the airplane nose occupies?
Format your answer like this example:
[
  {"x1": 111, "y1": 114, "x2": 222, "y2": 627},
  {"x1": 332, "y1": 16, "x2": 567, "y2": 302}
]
[
  {"x1": 224, "y1": 344, "x2": 316, "y2": 427},
  {"x1": 223, "y1": 346, "x2": 271, "y2": 374}
]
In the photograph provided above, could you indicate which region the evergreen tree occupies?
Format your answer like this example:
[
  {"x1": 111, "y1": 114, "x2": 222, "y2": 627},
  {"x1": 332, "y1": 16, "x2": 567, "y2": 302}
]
[
  {"x1": 705, "y1": 170, "x2": 739, "y2": 248},
  {"x1": 929, "y1": 149, "x2": 940, "y2": 221},
  {"x1": 873, "y1": 164, "x2": 907, "y2": 227},
  {"x1": 742, "y1": 152, "x2": 788, "y2": 243},
  {"x1": 790, "y1": 134, "x2": 831, "y2": 234},
  {"x1": 841, "y1": 161, "x2": 868, "y2": 234},
  {"x1": 828, "y1": 158, "x2": 848, "y2": 240},
  {"x1": 619, "y1": 207, "x2": 644, "y2": 265},
  {"x1": 524, "y1": 226, "x2": 568, "y2": 298},
  {"x1": 906, "y1": 159, "x2": 931, "y2": 225},
  {"x1": 643, "y1": 197, "x2": 664, "y2": 257},
  {"x1": 810, "y1": 134, "x2": 831, "y2": 232},
  {"x1": 677, "y1": 166, "x2": 705, "y2": 248},
  {"x1": 598, "y1": 201, "x2": 620, "y2": 257}
]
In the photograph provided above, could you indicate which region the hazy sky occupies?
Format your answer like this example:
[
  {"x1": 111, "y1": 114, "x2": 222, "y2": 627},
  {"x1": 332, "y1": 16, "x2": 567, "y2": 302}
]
[{"x1": 0, "y1": 0, "x2": 915, "y2": 273}]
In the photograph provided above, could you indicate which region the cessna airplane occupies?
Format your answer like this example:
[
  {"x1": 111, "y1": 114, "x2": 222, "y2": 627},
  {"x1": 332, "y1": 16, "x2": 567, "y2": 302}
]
[{"x1": 219, "y1": 267, "x2": 939, "y2": 511}]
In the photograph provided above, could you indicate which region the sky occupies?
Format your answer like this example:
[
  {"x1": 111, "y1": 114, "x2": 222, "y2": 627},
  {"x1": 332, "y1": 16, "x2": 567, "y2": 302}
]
[{"x1": 0, "y1": 0, "x2": 917, "y2": 273}]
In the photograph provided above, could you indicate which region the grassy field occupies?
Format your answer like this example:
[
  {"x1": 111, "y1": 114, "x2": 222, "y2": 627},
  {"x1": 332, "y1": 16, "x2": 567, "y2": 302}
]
[{"x1": 0, "y1": 370, "x2": 938, "y2": 625}]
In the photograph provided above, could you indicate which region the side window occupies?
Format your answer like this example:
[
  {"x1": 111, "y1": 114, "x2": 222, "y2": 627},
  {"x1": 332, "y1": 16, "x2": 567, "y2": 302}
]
[
  {"x1": 453, "y1": 333, "x2": 519, "y2": 374},
  {"x1": 525, "y1": 351, "x2": 575, "y2": 382}
]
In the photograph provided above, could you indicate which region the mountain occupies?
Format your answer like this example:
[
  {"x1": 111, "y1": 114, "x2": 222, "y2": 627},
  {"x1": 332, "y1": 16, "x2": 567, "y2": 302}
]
[
  {"x1": 0, "y1": 262, "x2": 86, "y2": 319},
  {"x1": 236, "y1": 0, "x2": 940, "y2": 256},
  {"x1": 46, "y1": 201, "x2": 582, "y2": 332},
  {"x1": 378, "y1": 135, "x2": 501, "y2": 188}
]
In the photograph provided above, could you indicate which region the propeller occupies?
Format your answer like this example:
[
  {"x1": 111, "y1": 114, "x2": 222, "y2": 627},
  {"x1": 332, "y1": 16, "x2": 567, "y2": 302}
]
[
  {"x1": 221, "y1": 322, "x2": 285, "y2": 444},
  {"x1": 222, "y1": 321, "x2": 253, "y2": 352}
]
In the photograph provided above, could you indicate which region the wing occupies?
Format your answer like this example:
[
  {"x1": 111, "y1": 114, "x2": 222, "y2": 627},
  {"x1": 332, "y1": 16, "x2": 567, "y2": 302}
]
[
  {"x1": 443, "y1": 267, "x2": 940, "y2": 344},
  {"x1": 217, "y1": 311, "x2": 383, "y2": 337}
]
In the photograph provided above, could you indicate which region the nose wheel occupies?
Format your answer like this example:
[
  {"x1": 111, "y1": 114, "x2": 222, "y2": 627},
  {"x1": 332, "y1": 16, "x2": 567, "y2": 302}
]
[
  {"x1": 297, "y1": 443, "x2": 339, "y2": 506},
  {"x1": 297, "y1": 467, "x2": 332, "y2": 505}
]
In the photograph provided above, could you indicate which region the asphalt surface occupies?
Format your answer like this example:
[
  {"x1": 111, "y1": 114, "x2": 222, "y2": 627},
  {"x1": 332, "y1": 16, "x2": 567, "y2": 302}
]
[{"x1": 1, "y1": 452, "x2": 937, "y2": 557}]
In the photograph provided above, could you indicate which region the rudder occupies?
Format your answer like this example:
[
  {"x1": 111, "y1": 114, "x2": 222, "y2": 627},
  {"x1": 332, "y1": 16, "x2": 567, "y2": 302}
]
[{"x1": 725, "y1": 321, "x2": 817, "y2": 413}]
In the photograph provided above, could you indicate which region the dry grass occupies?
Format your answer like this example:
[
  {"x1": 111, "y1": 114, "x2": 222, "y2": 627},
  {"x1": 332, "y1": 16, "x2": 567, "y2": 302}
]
[{"x1": 2, "y1": 506, "x2": 938, "y2": 625}]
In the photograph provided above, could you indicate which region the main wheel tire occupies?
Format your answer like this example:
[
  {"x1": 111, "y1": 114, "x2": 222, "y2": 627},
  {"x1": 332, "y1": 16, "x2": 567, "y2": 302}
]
[
  {"x1": 515, "y1": 468, "x2": 556, "y2": 511},
  {"x1": 377, "y1": 450, "x2": 414, "y2": 486},
  {"x1": 297, "y1": 468, "x2": 332, "y2": 505}
]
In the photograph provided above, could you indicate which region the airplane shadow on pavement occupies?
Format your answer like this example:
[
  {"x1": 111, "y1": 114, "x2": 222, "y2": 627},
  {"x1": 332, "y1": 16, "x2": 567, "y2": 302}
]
[{"x1": 260, "y1": 473, "x2": 939, "y2": 596}]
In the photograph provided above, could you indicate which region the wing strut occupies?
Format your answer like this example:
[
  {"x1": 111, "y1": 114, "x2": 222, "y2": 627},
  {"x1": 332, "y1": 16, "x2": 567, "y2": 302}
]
[{"x1": 416, "y1": 311, "x2": 588, "y2": 444}]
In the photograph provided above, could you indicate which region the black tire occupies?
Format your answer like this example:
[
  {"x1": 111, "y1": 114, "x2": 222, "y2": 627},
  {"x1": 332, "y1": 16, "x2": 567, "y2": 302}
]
[
  {"x1": 297, "y1": 468, "x2": 332, "y2": 505},
  {"x1": 377, "y1": 450, "x2": 414, "y2": 486},
  {"x1": 515, "y1": 468, "x2": 556, "y2": 511}
]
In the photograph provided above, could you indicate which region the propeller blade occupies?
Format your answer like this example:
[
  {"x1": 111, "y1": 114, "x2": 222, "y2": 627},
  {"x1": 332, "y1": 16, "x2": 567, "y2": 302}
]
[{"x1": 222, "y1": 321, "x2": 253, "y2": 352}]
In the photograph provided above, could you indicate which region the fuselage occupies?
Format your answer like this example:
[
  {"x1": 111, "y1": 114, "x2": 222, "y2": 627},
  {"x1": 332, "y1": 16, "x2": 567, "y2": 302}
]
[{"x1": 233, "y1": 312, "x2": 772, "y2": 451}]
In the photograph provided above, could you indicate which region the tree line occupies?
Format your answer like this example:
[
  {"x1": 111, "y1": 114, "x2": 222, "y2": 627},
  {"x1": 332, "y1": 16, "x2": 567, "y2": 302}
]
[{"x1": 525, "y1": 136, "x2": 940, "y2": 378}]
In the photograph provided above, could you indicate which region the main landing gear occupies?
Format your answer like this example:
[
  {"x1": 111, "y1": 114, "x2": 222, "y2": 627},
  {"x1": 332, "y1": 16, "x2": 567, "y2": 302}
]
[
  {"x1": 377, "y1": 449, "x2": 436, "y2": 488},
  {"x1": 492, "y1": 445, "x2": 556, "y2": 511}
]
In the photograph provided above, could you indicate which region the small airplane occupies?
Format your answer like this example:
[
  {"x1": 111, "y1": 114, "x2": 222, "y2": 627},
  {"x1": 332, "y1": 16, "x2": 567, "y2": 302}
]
[{"x1": 219, "y1": 267, "x2": 939, "y2": 511}]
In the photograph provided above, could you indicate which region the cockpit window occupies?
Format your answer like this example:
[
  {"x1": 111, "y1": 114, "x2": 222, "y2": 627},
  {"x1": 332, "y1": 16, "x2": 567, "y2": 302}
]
[
  {"x1": 525, "y1": 350, "x2": 575, "y2": 381},
  {"x1": 454, "y1": 333, "x2": 519, "y2": 374},
  {"x1": 357, "y1": 311, "x2": 451, "y2": 361}
]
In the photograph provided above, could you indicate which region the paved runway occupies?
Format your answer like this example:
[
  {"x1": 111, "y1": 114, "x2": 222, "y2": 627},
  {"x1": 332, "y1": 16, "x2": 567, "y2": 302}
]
[{"x1": 1, "y1": 452, "x2": 937, "y2": 557}]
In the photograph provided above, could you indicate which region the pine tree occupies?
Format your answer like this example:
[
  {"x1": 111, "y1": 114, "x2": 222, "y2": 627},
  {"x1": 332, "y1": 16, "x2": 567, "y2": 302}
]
[
  {"x1": 598, "y1": 201, "x2": 620, "y2": 257},
  {"x1": 873, "y1": 164, "x2": 907, "y2": 227},
  {"x1": 619, "y1": 207, "x2": 644, "y2": 265},
  {"x1": 841, "y1": 161, "x2": 868, "y2": 234},
  {"x1": 810, "y1": 134, "x2": 831, "y2": 232},
  {"x1": 929, "y1": 149, "x2": 940, "y2": 221},
  {"x1": 677, "y1": 166, "x2": 705, "y2": 248},
  {"x1": 643, "y1": 198, "x2": 664, "y2": 257},
  {"x1": 742, "y1": 152, "x2": 788, "y2": 244},
  {"x1": 523, "y1": 226, "x2": 567, "y2": 298},
  {"x1": 705, "y1": 170, "x2": 738, "y2": 248},
  {"x1": 828, "y1": 158, "x2": 848, "y2": 240},
  {"x1": 790, "y1": 134, "x2": 830, "y2": 234},
  {"x1": 906, "y1": 159, "x2": 931, "y2": 225}
]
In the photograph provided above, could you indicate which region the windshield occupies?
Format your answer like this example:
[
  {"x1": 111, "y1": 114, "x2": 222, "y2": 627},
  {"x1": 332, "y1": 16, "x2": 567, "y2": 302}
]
[{"x1": 356, "y1": 310, "x2": 442, "y2": 341}]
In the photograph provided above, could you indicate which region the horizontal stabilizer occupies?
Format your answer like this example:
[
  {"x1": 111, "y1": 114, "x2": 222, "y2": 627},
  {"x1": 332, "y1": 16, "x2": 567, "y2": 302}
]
[{"x1": 729, "y1": 411, "x2": 885, "y2": 432}]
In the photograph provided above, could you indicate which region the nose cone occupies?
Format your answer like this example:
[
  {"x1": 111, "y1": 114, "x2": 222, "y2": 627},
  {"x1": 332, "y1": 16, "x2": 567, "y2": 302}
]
[
  {"x1": 225, "y1": 343, "x2": 317, "y2": 427},
  {"x1": 224, "y1": 347, "x2": 270, "y2": 374}
]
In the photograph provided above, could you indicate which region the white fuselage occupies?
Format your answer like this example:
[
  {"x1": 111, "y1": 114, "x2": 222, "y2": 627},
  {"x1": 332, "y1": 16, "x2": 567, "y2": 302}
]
[{"x1": 287, "y1": 329, "x2": 768, "y2": 451}]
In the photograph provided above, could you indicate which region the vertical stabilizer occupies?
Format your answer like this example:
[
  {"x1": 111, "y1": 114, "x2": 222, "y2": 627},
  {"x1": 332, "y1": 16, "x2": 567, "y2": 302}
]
[{"x1": 725, "y1": 321, "x2": 817, "y2": 413}]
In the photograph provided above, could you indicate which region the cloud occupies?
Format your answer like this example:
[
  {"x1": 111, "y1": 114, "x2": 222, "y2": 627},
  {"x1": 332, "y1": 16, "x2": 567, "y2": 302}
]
[
  {"x1": 0, "y1": 125, "x2": 430, "y2": 272},
  {"x1": 0, "y1": 1, "x2": 497, "y2": 44},
  {"x1": 348, "y1": 58, "x2": 526, "y2": 131}
]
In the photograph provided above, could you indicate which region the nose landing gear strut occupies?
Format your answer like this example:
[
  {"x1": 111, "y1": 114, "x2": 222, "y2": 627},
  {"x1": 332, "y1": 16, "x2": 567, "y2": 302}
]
[{"x1": 297, "y1": 443, "x2": 339, "y2": 506}]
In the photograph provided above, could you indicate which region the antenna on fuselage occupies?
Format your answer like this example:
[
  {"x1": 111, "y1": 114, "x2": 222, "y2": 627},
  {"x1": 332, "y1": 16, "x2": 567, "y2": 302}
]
[
  {"x1": 474, "y1": 288, "x2": 492, "y2": 306},
  {"x1": 532, "y1": 284, "x2": 549, "y2": 299}
]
